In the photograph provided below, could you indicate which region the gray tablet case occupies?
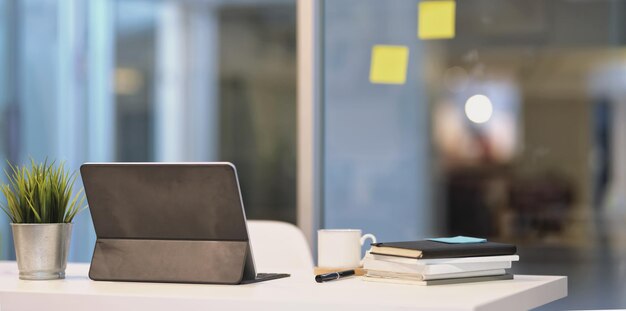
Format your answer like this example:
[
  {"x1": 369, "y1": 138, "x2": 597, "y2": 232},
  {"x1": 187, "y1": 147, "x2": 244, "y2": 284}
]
[{"x1": 81, "y1": 162, "x2": 284, "y2": 284}]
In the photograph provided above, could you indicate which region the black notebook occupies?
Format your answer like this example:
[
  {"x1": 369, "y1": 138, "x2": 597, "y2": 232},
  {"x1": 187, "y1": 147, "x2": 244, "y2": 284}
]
[{"x1": 370, "y1": 240, "x2": 516, "y2": 259}]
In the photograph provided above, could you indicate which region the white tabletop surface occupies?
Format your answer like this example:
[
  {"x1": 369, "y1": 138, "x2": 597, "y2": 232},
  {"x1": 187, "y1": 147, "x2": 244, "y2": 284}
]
[{"x1": 0, "y1": 261, "x2": 566, "y2": 311}]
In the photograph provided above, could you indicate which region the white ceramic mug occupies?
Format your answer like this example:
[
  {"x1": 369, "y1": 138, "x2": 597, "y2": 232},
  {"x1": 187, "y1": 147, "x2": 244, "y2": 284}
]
[{"x1": 317, "y1": 229, "x2": 377, "y2": 269}]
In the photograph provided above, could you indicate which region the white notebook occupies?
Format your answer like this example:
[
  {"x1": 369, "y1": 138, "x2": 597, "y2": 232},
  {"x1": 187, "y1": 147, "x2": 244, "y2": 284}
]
[
  {"x1": 363, "y1": 256, "x2": 511, "y2": 275},
  {"x1": 362, "y1": 273, "x2": 513, "y2": 286},
  {"x1": 366, "y1": 268, "x2": 506, "y2": 281},
  {"x1": 367, "y1": 253, "x2": 519, "y2": 264}
]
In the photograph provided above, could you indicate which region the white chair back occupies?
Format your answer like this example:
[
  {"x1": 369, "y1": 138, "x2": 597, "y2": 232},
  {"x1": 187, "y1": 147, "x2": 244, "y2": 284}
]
[{"x1": 247, "y1": 220, "x2": 313, "y2": 272}]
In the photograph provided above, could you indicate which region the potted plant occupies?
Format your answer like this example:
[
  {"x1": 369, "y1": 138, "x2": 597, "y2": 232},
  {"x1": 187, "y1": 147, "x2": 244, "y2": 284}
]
[{"x1": 0, "y1": 160, "x2": 84, "y2": 280}]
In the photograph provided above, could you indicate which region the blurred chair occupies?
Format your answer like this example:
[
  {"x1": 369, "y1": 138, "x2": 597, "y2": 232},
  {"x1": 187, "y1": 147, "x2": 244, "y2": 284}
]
[{"x1": 247, "y1": 220, "x2": 313, "y2": 272}]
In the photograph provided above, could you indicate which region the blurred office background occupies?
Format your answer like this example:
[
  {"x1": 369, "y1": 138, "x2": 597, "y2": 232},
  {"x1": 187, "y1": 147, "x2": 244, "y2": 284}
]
[
  {"x1": 0, "y1": 0, "x2": 297, "y2": 259},
  {"x1": 2, "y1": 0, "x2": 626, "y2": 309}
]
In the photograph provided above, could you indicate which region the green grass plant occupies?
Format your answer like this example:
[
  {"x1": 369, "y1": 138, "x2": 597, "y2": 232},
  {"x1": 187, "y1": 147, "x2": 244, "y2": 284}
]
[{"x1": 0, "y1": 159, "x2": 85, "y2": 223}]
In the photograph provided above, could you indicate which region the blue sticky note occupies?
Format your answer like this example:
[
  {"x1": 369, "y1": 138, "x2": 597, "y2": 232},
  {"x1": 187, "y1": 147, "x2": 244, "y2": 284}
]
[{"x1": 428, "y1": 236, "x2": 487, "y2": 244}]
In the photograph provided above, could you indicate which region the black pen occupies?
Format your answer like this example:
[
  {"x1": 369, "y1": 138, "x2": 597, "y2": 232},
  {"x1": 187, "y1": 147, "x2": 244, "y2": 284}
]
[{"x1": 315, "y1": 269, "x2": 356, "y2": 283}]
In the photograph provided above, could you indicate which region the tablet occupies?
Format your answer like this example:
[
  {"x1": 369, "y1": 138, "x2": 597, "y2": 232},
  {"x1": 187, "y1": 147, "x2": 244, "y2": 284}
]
[{"x1": 81, "y1": 162, "x2": 288, "y2": 284}]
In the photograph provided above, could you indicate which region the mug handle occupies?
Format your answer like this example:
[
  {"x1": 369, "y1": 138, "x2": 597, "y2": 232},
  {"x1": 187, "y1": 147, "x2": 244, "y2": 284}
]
[
  {"x1": 360, "y1": 233, "x2": 377, "y2": 246},
  {"x1": 359, "y1": 233, "x2": 377, "y2": 266}
]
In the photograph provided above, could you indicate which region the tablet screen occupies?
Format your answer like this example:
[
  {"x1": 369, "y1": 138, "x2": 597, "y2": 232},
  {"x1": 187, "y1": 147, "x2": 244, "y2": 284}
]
[{"x1": 81, "y1": 163, "x2": 249, "y2": 241}]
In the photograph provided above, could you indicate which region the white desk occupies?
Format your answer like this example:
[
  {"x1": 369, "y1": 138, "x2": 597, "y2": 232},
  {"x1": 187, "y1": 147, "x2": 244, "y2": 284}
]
[{"x1": 0, "y1": 261, "x2": 566, "y2": 311}]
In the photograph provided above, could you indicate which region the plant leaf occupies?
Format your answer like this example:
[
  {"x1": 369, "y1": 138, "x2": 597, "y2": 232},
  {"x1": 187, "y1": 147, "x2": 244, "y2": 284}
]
[{"x1": 0, "y1": 159, "x2": 84, "y2": 224}]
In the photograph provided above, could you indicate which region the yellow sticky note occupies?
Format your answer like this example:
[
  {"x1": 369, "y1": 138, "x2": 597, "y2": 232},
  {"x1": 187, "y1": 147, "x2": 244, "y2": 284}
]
[
  {"x1": 418, "y1": 1, "x2": 456, "y2": 40},
  {"x1": 369, "y1": 45, "x2": 409, "y2": 85}
]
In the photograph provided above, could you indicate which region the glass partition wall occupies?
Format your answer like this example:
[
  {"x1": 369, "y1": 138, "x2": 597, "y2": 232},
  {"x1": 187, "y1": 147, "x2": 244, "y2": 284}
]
[
  {"x1": 0, "y1": 0, "x2": 297, "y2": 261},
  {"x1": 113, "y1": 0, "x2": 297, "y2": 222},
  {"x1": 320, "y1": 0, "x2": 626, "y2": 309}
]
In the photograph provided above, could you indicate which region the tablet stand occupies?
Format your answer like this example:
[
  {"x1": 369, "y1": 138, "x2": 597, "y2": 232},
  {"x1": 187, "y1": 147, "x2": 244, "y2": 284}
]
[{"x1": 89, "y1": 238, "x2": 252, "y2": 284}]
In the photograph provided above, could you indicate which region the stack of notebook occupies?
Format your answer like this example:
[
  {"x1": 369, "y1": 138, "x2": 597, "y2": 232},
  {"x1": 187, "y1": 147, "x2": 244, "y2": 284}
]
[{"x1": 363, "y1": 237, "x2": 518, "y2": 285}]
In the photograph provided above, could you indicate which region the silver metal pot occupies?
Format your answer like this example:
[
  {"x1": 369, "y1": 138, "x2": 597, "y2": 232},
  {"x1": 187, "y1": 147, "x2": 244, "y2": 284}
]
[{"x1": 11, "y1": 223, "x2": 72, "y2": 280}]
